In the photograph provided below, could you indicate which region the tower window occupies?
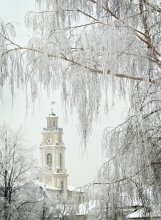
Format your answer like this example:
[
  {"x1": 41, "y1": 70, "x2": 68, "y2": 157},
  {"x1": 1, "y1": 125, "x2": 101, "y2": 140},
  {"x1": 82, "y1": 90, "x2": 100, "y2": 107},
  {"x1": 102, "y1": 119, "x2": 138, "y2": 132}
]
[
  {"x1": 60, "y1": 154, "x2": 62, "y2": 169},
  {"x1": 79, "y1": 196, "x2": 81, "y2": 203},
  {"x1": 47, "y1": 153, "x2": 52, "y2": 167}
]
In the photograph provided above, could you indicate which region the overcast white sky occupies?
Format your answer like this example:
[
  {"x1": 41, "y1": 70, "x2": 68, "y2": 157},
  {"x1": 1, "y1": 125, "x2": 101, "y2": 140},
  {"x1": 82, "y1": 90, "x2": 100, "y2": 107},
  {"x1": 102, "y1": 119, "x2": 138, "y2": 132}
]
[{"x1": 0, "y1": 0, "x2": 128, "y2": 187}]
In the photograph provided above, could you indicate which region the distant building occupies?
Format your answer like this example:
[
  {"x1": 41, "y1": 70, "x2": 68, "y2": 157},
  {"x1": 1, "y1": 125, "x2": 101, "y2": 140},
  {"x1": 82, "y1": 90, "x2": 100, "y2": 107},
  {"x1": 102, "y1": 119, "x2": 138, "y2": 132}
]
[
  {"x1": 40, "y1": 110, "x2": 68, "y2": 199},
  {"x1": 40, "y1": 109, "x2": 85, "y2": 205}
]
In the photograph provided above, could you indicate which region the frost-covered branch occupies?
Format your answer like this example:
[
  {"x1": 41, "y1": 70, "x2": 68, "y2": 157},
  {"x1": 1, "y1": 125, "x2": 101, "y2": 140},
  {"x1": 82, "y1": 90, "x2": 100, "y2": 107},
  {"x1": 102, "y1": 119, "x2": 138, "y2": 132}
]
[{"x1": 0, "y1": 125, "x2": 37, "y2": 220}]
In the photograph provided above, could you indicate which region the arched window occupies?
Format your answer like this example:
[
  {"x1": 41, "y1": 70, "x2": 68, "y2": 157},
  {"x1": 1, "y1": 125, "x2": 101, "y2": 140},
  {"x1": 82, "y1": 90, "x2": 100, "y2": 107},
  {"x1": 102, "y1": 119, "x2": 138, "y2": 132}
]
[
  {"x1": 47, "y1": 153, "x2": 52, "y2": 167},
  {"x1": 60, "y1": 154, "x2": 62, "y2": 169}
]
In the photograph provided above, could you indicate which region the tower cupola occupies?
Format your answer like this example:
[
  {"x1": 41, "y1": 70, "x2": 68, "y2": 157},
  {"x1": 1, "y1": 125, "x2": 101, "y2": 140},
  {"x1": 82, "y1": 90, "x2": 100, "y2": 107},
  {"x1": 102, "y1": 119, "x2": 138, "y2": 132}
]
[{"x1": 46, "y1": 113, "x2": 58, "y2": 130}]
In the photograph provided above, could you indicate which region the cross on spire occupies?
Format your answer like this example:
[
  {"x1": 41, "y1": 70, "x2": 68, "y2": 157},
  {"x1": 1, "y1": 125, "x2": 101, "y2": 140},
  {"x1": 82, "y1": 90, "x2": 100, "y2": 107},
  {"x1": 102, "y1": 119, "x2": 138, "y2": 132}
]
[{"x1": 51, "y1": 101, "x2": 55, "y2": 115}]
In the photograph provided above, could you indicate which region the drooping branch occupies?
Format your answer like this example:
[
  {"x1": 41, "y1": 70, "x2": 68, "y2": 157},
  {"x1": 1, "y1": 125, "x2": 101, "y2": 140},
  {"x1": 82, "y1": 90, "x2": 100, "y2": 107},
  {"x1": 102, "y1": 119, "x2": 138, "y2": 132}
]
[{"x1": 2, "y1": 36, "x2": 160, "y2": 86}]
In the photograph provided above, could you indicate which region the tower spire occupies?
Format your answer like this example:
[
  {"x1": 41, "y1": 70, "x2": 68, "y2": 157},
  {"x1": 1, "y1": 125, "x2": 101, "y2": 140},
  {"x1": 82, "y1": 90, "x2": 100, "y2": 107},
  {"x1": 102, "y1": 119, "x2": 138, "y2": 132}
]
[{"x1": 51, "y1": 101, "x2": 55, "y2": 115}]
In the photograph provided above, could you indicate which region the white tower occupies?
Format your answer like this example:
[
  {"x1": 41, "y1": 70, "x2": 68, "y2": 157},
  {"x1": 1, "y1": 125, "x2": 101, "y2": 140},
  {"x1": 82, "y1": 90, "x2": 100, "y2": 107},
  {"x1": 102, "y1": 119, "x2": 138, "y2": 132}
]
[{"x1": 40, "y1": 109, "x2": 68, "y2": 198}]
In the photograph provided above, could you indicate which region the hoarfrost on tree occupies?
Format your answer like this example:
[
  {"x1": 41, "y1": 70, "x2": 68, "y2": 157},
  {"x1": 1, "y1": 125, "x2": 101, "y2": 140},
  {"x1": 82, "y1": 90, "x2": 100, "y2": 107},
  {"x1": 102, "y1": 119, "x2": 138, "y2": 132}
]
[{"x1": 1, "y1": 0, "x2": 161, "y2": 218}]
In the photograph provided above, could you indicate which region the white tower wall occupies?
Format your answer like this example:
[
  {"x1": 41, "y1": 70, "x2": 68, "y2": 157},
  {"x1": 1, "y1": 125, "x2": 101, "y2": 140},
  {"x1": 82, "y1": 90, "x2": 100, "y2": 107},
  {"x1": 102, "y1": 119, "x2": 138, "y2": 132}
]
[{"x1": 40, "y1": 111, "x2": 68, "y2": 199}]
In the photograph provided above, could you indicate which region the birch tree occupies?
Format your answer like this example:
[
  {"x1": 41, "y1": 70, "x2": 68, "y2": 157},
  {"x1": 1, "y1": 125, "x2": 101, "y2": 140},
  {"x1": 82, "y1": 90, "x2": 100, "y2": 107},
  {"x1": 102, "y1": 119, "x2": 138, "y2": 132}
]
[
  {"x1": 0, "y1": 0, "x2": 161, "y2": 141},
  {"x1": 1, "y1": 0, "x2": 161, "y2": 218},
  {"x1": 88, "y1": 82, "x2": 161, "y2": 218}
]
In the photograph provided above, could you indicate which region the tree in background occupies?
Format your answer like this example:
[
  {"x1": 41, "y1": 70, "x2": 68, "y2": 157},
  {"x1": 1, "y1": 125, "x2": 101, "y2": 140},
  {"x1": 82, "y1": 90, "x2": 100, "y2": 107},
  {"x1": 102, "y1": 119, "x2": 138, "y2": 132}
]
[{"x1": 0, "y1": 125, "x2": 39, "y2": 220}]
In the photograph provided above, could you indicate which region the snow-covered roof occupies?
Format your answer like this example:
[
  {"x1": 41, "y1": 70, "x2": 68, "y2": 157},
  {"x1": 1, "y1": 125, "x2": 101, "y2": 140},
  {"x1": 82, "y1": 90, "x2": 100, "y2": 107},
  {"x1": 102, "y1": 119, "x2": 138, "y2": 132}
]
[
  {"x1": 46, "y1": 184, "x2": 60, "y2": 191},
  {"x1": 33, "y1": 180, "x2": 60, "y2": 191},
  {"x1": 127, "y1": 208, "x2": 161, "y2": 219},
  {"x1": 68, "y1": 185, "x2": 84, "y2": 193}
]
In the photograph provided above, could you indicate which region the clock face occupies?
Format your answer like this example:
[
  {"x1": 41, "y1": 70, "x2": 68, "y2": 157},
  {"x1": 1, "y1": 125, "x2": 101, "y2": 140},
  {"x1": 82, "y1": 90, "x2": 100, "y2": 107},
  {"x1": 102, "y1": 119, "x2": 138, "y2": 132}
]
[{"x1": 46, "y1": 138, "x2": 52, "y2": 144}]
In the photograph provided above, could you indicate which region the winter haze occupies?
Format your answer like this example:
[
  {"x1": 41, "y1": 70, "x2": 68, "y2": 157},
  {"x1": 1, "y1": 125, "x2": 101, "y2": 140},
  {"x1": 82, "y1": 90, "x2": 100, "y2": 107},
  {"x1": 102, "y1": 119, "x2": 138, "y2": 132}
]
[{"x1": 0, "y1": 0, "x2": 126, "y2": 187}]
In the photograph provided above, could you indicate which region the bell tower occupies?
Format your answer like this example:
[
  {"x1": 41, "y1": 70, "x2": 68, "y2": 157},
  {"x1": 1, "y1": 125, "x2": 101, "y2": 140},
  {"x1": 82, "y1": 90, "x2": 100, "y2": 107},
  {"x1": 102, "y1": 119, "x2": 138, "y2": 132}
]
[{"x1": 40, "y1": 107, "x2": 68, "y2": 198}]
